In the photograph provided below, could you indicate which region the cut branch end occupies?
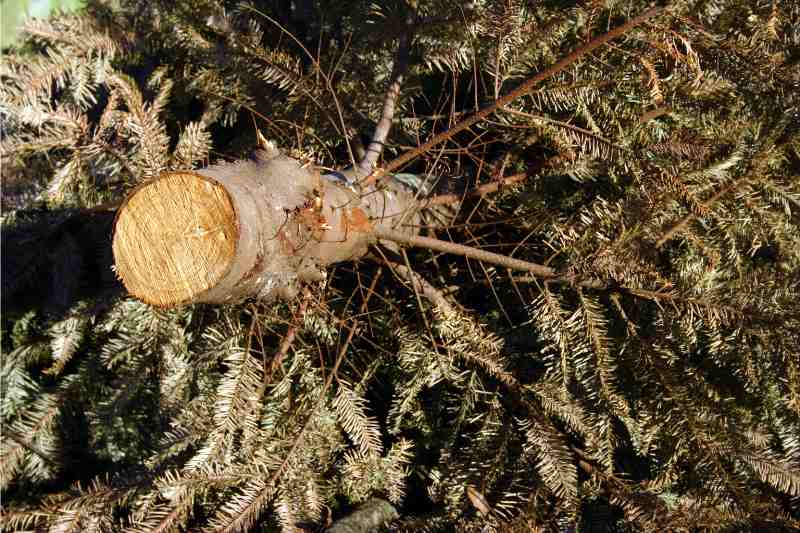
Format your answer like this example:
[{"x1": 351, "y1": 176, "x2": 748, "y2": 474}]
[{"x1": 112, "y1": 172, "x2": 238, "y2": 307}]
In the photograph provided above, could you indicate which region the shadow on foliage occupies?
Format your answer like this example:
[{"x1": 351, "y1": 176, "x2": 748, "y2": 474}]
[{"x1": 1, "y1": 205, "x2": 123, "y2": 320}]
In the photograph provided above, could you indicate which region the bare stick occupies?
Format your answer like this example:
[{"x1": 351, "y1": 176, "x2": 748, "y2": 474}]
[
  {"x1": 426, "y1": 171, "x2": 529, "y2": 206},
  {"x1": 374, "y1": 227, "x2": 729, "y2": 309},
  {"x1": 264, "y1": 291, "x2": 312, "y2": 385},
  {"x1": 385, "y1": 255, "x2": 455, "y2": 315},
  {"x1": 360, "y1": 6, "x2": 665, "y2": 187},
  {"x1": 376, "y1": 227, "x2": 566, "y2": 280},
  {"x1": 358, "y1": 32, "x2": 412, "y2": 174}
]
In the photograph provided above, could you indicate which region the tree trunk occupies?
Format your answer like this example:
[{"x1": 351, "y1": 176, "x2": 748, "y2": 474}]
[{"x1": 112, "y1": 145, "x2": 419, "y2": 307}]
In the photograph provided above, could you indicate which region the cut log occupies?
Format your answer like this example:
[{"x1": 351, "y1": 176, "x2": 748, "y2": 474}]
[
  {"x1": 112, "y1": 147, "x2": 418, "y2": 307},
  {"x1": 112, "y1": 172, "x2": 238, "y2": 306}
]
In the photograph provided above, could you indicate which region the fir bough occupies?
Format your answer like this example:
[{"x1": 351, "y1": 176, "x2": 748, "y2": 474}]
[{"x1": 2, "y1": 1, "x2": 800, "y2": 531}]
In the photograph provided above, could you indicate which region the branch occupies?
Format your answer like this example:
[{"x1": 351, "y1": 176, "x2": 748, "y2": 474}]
[
  {"x1": 326, "y1": 498, "x2": 399, "y2": 533},
  {"x1": 638, "y1": 106, "x2": 671, "y2": 124},
  {"x1": 501, "y1": 107, "x2": 618, "y2": 149},
  {"x1": 424, "y1": 154, "x2": 567, "y2": 206},
  {"x1": 375, "y1": 227, "x2": 571, "y2": 281},
  {"x1": 357, "y1": 30, "x2": 412, "y2": 175},
  {"x1": 263, "y1": 291, "x2": 313, "y2": 385},
  {"x1": 374, "y1": 227, "x2": 729, "y2": 308},
  {"x1": 360, "y1": 5, "x2": 666, "y2": 187},
  {"x1": 223, "y1": 273, "x2": 382, "y2": 533},
  {"x1": 242, "y1": 4, "x2": 359, "y2": 168},
  {"x1": 2, "y1": 428, "x2": 59, "y2": 467},
  {"x1": 655, "y1": 118, "x2": 792, "y2": 249},
  {"x1": 382, "y1": 255, "x2": 455, "y2": 315},
  {"x1": 655, "y1": 173, "x2": 748, "y2": 249}
]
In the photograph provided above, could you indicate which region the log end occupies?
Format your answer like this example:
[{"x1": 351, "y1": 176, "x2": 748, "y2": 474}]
[{"x1": 112, "y1": 172, "x2": 238, "y2": 307}]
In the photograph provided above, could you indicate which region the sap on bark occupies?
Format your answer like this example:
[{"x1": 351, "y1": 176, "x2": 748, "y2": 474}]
[{"x1": 112, "y1": 147, "x2": 417, "y2": 307}]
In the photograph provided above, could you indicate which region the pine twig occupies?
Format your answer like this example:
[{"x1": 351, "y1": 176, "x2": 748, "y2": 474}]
[
  {"x1": 638, "y1": 106, "x2": 671, "y2": 124},
  {"x1": 655, "y1": 174, "x2": 748, "y2": 249},
  {"x1": 374, "y1": 228, "x2": 735, "y2": 309},
  {"x1": 383, "y1": 253, "x2": 455, "y2": 315},
  {"x1": 426, "y1": 171, "x2": 530, "y2": 206},
  {"x1": 655, "y1": 121, "x2": 793, "y2": 249},
  {"x1": 375, "y1": 227, "x2": 572, "y2": 281},
  {"x1": 264, "y1": 290, "x2": 313, "y2": 385},
  {"x1": 242, "y1": 4, "x2": 359, "y2": 168},
  {"x1": 2, "y1": 429, "x2": 59, "y2": 467},
  {"x1": 501, "y1": 107, "x2": 619, "y2": 150},
  {"x1": 360, "y1": 5, "x2": 666, "y2": 187}
]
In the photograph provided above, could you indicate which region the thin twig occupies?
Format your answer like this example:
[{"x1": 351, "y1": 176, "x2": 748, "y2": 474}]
[
  {"x1": 242, "y1": 4, "x2": 358, "y2": 168},
  {"x1": 374, "y1": 227, "x2": 732, "y2": 309},
  {"x1": 639, "y1": 106, "x2": 671, "y2": 124},
  {"x1": 655, "y1": 174, "x2": 749, "y2": 249},
  {"x1": 386, "y1": 253, "x2": 455, "y2": 315},
  {"x1": 426, "y1": 171, "x2": 528, "y2": 206},
  {"x1": 360, "y1": 6, "x2": 666, "y2": 187},
  {"x1": 501, "y1": 106, "x2": 618, "y2": 149},
  {"x1": 375, "y1": 227, "x2": 587, "y2": 282},
  {"x1": 263, "y1": 292, "x2": 312, "y2": 385}
]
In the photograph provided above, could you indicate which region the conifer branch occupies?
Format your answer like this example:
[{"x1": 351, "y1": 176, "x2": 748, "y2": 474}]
[
  {"x1": 264, "y1": 291, "x2": 312, "y2": 384},
  {"x1": 2, "y1": 429, "x2": 58, "y2": 467},
  {"x1": 357, "y1": 29, "x2": 413, "y2": 174},
  {"x1": 241, "y1": 4, "x2": 359, "y2": 168},
  {"x1": 383, "y1": 258, "x2": 455, "y2": 315},
  {"x1": 424, "y1": 154, "x2": 567, "y2": 206},
  {"x1": 361, "y1": 5, "x2": 666, "y2": 186},
  {"x1": 4, "y1": 2, "x2": 799, "y2": 529},
  {"x1": 655, "y1": 137, "x2": 784, "y2": 248},
  {"x1": 655, "y1": 172, "x2": 750, "y2": 249},
  {"x1": 220, "y1": 273, "x2": 381, "y2": 531},
  {"x1": 374, "y1": 227, "x2": 598, "y2": 286},
  {"x1": 375, "y1": 228, "x2": 743, "y2": 310}
]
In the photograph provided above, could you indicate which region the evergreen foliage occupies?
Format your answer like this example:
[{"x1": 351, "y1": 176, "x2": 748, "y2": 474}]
[{"x1": 2, "y1": 0, "x2": 799, "y2": 530}]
